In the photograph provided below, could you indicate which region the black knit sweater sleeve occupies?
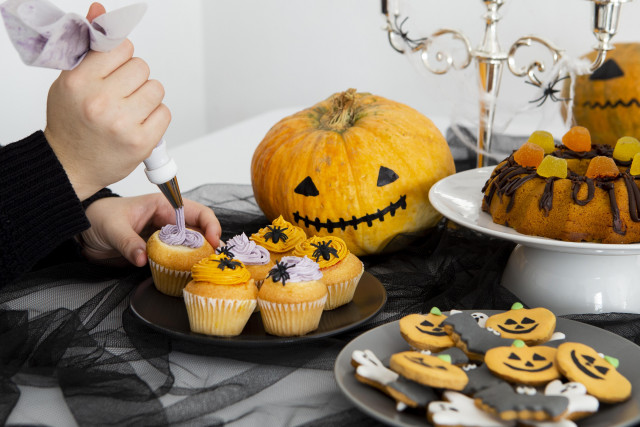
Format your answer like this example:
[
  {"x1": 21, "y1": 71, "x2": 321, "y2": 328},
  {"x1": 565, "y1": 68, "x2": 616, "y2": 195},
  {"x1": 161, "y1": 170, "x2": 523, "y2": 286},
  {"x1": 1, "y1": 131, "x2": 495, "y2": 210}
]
[{"x1": 0, "y1": 131, "x2": 102, "y2": 284}]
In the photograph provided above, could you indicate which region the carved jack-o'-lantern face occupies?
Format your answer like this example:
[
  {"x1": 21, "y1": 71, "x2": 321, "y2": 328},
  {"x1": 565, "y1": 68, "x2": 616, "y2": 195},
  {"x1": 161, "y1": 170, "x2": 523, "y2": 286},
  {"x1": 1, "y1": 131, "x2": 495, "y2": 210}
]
[
  {"x1": 564, "y1": 43, "x2": 640, "y2": 146},
  {"x1": 486, "y1": 304, "x2": 556, "y2": 345},
  {"x1": 250, "y1": 90, "x2": 456, "y2": 256},
  {"x1": 485, "y1": 343, "x2": 560, "y2": 386}
]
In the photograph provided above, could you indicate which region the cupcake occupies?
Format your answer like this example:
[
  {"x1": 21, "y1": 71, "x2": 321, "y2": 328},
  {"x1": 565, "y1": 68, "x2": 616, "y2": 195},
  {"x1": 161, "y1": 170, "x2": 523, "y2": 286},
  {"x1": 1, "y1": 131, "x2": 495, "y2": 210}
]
[
  {"x1": 292, "y1": 236, "x2": 363, "y2": 310},
  {"x1": 250, "y1": 215, "x2": 307, "y2": 262},
  {"x1": 146, "y1": 207, "x2": 214, "y2": 296},
  {"x1": 217, "y1": 233, "x2": 273, "y2": 288},
  {"x1": 183, "y1": 254, "x2": 258, "y2": 336},
  {"x1": 258, "y1": 256, "x2": 327, "y2": 336}
]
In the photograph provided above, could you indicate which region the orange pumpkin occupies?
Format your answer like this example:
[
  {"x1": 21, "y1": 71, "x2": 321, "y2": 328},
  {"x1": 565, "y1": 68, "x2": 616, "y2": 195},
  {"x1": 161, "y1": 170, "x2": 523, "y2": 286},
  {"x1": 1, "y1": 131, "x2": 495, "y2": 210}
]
[
  {"x1": 564, "y1": 43, "x2": 640, "y2": 146},
  {"x1": 250, "y1": 89, "x2": 455, "y2": 255}
]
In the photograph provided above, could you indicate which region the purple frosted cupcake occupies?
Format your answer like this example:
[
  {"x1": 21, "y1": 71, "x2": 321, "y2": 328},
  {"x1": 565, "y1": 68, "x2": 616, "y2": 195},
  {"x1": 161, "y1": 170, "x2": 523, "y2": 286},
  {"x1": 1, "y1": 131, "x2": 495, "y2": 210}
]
[{"x1": 217, "y1": 233, "x2": 274, "y2": 288}]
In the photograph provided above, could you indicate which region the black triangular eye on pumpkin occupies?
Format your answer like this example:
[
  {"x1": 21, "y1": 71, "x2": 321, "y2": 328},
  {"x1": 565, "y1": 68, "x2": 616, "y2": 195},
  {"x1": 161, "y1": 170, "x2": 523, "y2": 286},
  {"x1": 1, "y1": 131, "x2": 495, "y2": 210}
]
[
  {"x1": 521, "y1": 317, "x2": 536, "y2": 324},
  {"x1": 377, "y1": 166, "x2": 399, "y2": 187},
  {"x1": 504, "y1": 319, "x2": 517, "y2": 325},
  {"x1": 420, "y1": 320, "x2": 435, "y2": 327},
  {"x1": 508, "y1": 352, "x2": 521, "y2": 360},
  {"x1": 590, "y1": 59, "x2": 624, "y2": 81},
  {"x1": 294, "y1": 176, "x2": 319, "y2": 197},
  {"x1": 595, "y1": 365, "x2": 610, "y2": 375},
  {"x1": 582, "y1": 355, "x2": 596, "y2": 365},
  {"x1": 533, "y1": 353, "x2": 546, "y2": 361}
]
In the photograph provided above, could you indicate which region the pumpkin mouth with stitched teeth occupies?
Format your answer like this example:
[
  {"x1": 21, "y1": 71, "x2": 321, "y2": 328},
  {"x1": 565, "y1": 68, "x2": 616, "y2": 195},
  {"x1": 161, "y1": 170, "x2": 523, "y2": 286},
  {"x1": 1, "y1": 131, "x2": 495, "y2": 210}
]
[{"x1": 292, "y1": 194, "x2": 407, "y2": 233}]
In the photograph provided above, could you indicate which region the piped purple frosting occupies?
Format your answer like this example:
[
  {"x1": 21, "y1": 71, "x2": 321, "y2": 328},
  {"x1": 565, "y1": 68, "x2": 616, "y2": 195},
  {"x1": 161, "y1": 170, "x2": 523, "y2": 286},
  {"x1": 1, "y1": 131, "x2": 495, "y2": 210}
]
[
  {"x1": 159, "y1": 207, "x2": 204, "y2": 248},
  {"x1": 279, "y1": 256, "x2": 323, "y2": 282},
  {"x1": 223, "y1": 233, "x2": 270, "y2": 265}
]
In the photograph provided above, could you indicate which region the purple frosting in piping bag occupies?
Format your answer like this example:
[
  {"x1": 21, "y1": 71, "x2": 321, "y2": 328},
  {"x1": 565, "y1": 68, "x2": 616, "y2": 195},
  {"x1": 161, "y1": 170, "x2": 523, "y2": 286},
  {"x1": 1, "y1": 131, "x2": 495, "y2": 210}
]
[{"x1": 159, "y1": 207, "x2": 204, "y2": 248}]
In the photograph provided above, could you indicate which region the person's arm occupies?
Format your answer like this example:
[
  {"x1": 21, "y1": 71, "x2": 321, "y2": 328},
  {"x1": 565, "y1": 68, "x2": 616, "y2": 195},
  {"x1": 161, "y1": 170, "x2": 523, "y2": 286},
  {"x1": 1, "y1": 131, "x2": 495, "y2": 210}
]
[{"x1": 0, "y1": 131, "x2": 90, "y2": 283}]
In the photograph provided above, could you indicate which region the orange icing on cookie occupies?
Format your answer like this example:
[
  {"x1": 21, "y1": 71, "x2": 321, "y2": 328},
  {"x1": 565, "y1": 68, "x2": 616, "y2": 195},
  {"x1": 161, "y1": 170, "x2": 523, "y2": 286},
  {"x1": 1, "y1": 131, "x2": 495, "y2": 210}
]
[
  {"x1": 250, "y1": 215, "x2": 306, "y2": 253},
  {"x1": 191, "y1": 254, "x2": 251, "y2": 284},
  {"x1": 292, "y1": 236, "x2": 349, "y2": 268}
]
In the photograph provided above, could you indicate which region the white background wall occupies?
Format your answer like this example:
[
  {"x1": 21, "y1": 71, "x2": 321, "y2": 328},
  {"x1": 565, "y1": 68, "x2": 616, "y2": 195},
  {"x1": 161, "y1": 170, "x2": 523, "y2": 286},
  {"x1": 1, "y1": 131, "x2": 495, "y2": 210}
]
[{"x1": 3, "y1": 0, "x2": 640, "y2": 147}]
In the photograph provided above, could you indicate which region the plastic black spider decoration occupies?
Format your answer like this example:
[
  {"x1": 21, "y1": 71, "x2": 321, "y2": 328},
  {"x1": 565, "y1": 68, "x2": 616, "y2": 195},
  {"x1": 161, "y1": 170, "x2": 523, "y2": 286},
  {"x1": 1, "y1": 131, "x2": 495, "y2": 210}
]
[
  {"x1": 263, "y1": 225, "x2": 288, "y2": 244},
  {"x1": 216, "y1": 245, "x2": 235, "y2": 259},
  {"x1": 215, "y1": 257, "x2": 242, "y2": 271},
  {"x1": 310, "y1": 240, "x2": 339, "y2": 262},
  {"x1": 267, "y1": 261, "x2": 292, "y2": 286},
  {"x1": 526, "y1": 75, "x2": 571, "y2": 107},
  {"x1": 385, "y1": 8, "x2": 427, "y2": 54}
]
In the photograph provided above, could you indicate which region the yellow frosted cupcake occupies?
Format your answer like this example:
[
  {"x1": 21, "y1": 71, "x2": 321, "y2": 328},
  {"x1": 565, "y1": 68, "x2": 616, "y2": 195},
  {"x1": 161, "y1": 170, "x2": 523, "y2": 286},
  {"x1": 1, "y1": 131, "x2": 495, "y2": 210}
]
[
  {"x1": 250, "y1": 215, "x2": 307, "y2": 263},
  {"x1": 146, "y1": 208, "x2": 214, "y2": 296},
  {"x1": 292, "y1": 236, "x2": 363, "y2": 310},
  {"x1": 217, "y1": 232, "x2": 273, "y2": 288},
  {"x1": 183, "y1": 254, "x2": 258, "y2": 336},
  {"x1": 258, "y1": 256, "x2": 327, "y2": 336}
]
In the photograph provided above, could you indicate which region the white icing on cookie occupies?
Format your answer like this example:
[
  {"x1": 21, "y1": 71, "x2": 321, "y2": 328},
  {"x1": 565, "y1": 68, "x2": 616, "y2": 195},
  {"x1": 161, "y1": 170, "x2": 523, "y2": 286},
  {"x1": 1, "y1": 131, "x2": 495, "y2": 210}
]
[
  {"x1": 352, "y1": 349, "x2": 398, "y2": 385},
  {"x1": 428, "y1": 391, "x2": 516, "y2": 427},
  {"x1": 471, "y1": 312, "x2": 489, "y2": 328},
  {"x1": 545, "y1": 379, "x2": 599, "y2": 416}
]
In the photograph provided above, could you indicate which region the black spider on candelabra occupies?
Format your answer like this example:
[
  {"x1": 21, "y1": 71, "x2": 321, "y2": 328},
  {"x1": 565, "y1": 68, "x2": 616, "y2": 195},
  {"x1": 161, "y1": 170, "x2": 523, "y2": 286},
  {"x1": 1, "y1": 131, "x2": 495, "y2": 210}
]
[
  {"x1": 526, "y1": 75, "x2": 571, "y2": 107},
  {"x1": 382, "y1": 0, "x2": 427, "y2": 54}
]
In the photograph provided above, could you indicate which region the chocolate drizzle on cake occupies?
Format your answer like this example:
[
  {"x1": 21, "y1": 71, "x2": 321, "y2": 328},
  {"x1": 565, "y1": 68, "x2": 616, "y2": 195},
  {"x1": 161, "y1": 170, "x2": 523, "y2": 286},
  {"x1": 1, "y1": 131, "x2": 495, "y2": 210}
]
[{"x1": 483, "y1": 144, "x2": 640, "y2": 238}]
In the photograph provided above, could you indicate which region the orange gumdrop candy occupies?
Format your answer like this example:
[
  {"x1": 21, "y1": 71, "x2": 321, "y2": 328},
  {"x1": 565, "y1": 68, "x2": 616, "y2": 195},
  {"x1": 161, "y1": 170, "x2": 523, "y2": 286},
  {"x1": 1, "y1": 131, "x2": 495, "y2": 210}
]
[
  {"x1": 562, "y1": 126, "x2": 591, "y2": 152},
  {"x1": 513, "y1": 142, "x2": 544, "y2": 168},
  {"x1": 585, "y1": 156, "x2": 619, "y2": 178}
]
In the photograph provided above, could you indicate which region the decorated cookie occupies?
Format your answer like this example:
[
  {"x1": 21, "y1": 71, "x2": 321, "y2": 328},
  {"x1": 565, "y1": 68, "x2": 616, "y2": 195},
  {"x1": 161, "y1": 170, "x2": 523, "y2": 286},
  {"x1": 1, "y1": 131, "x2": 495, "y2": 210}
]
[
  {"x1": 543, "y1": 380, "x2": 599, "y2": 421},
  {"x1": 399, "y1": 307, "x2": 455, "y2": 352},
  {"x1": 485, "y1": 303, "x2": 556, "y2": 345},
  {"x1": 484, "y1": 340, "x2": 560, "y2": 386},
  {"x1": 428, "y1": 390, "x2": 516, "y2": 427},
  {"x1": 474, "y1": 383, "x2": 569, "y2": 422},
  {"x1": 556, "y1": 342, "x2": 632, "y2": 403},
  {"x1": 442, "y1": 312, "x2": 513, "y2": 361},
  {"x1": 389, "y1": 351, "x2": 468, "y2": 391},
  {"x1": 461, "y1": 363, "x2": 509, "y2": 396},
  {"x1": 351, "y1": 350, "x2": 438, "y2": 410}
]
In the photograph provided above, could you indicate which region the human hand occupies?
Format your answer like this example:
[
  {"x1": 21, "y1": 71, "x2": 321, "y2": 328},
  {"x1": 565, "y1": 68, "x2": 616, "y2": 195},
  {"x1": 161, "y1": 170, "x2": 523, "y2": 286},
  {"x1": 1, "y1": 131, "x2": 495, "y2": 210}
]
[
  {"x1": 44, "y1": 2, "x2": 171, "y2": 201},
  {"x1": 80, "y1": 194, "x2": 221, "y2": 266}
]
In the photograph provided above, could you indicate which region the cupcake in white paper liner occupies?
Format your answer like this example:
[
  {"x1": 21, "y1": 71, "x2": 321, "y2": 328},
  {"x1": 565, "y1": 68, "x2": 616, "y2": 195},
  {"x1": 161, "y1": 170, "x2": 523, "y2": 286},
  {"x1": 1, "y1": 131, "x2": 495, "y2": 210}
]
[
  {"x1": 257, "y1": 256, "x2": 327, "y2": 336},
  {"x1": 183, "y1": 254, "x2": 258, "y2": 337}
]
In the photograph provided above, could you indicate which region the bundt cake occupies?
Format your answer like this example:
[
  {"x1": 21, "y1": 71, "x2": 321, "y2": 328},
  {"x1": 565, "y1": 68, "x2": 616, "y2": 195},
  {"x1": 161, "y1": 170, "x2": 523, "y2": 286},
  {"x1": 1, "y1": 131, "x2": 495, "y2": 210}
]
[{"x1": 482, "y1": 126, "x2": 640, "y2": 243}]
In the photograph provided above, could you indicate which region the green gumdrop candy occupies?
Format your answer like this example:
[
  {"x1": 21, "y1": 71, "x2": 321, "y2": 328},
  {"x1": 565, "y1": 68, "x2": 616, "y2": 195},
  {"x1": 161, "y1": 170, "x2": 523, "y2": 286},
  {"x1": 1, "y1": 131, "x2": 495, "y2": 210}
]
[
  {"x1": 604, "y1": 355, "x2": 620, "y2": 369},
  {"x1": 613, "y1": 136, "x2": 640, "y2": 162},
  {"x1": 511, "y1": 302, "x2": 524, "y2": 310},
  {"x1": 528, "y1": 130, "x2": 555, "y2": 154},
  {"x1": 437, "y1": 354, "x2": 452, "y2": 364},
  {"x1": 512, "y1": 339, "x2": 526, "y2": 348},
  {"x1": 430, "y1": 307, "x2": 443, "y2": 316},
  {"x1": 537, "y1": 155, "x2": 568, "y2": 179}
]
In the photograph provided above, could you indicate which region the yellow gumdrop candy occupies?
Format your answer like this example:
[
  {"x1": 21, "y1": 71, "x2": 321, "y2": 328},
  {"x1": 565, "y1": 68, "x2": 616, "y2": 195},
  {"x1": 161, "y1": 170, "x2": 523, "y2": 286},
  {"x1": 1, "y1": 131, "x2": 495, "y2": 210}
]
[
  {"x1": 630, "y1": 153, "x2": 640, "y2": 176},
  {"x1": 613, "y1": 136, "x2": 640, "y2": 162},
  {"x1": 536, "y1": 155, "x2": 568, "y2": 179},
  {"x1": 527, "y1": 130, "x2": 555, "y2": 154},
  {"x1": 562, "y1": 126, "x2": 591, "y2": 152},
  {"x1": 514, "y1": 142, "x2": 545, "y2": 167},
  {"x1": 585, "y1": 156, "x2": 619, "y2": 178}
]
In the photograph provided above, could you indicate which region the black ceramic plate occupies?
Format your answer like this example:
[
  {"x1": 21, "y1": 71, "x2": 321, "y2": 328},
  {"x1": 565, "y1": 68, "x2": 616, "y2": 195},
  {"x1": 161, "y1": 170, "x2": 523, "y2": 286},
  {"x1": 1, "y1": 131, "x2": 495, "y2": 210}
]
[
  {"x1": 334, "y1": 310, "x2": 640, "y2": 427},
  {"x1": 130, "y1": 271, "x2": 386, "y2": 346}
]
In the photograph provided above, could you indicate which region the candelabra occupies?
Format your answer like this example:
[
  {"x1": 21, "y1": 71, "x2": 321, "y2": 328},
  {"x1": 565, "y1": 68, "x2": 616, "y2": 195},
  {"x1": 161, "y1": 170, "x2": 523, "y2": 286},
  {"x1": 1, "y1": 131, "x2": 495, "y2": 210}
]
[{"x1": 382, "y1": 0, "x2": 633, "y2": 167}]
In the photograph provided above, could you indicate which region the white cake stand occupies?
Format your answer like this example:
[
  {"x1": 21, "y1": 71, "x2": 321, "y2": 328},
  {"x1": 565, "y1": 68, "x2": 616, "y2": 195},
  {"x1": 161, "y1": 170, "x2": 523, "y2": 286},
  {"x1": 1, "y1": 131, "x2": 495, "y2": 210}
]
[{"x1": 429, "y1": 167, "x2": 640, "y2": 315}]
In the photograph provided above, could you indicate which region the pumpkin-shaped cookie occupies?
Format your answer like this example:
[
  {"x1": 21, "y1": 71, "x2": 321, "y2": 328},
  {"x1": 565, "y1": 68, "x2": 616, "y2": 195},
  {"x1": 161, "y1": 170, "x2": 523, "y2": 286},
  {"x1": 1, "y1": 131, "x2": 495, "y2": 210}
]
[
  {"x1": 485, "y1": 302, "x2": 556, "y2": 345},
  {"x1": 399, "y1": 307, "x2": 455, "y2": 352},
  {"x1": 556, "y1": 342, "x2": 631, "y2": 403},
  {"x1": 390, "y1": 351, "x2": 468, "y2": 391},
  {"x1": 251, "y1": 89, "x2": 455, "y2": 255},
  {"x1": 485, "y1": 340, "x2": 560, "y2": 386}
]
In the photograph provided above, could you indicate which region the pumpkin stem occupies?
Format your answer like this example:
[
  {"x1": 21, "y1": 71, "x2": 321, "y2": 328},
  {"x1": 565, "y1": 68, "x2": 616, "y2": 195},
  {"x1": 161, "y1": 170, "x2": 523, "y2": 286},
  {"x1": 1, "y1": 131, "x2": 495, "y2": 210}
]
[{"x1": 323, "y1": 88, "x2": 358, "y2": 132}]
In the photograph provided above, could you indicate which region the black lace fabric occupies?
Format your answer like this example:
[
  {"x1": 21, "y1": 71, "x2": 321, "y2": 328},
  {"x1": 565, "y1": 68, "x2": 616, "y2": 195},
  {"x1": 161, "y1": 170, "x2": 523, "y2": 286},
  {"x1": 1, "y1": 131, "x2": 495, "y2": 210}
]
[{"x1": 2, "y1": 183, "x2": 640, "y2": 426}]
